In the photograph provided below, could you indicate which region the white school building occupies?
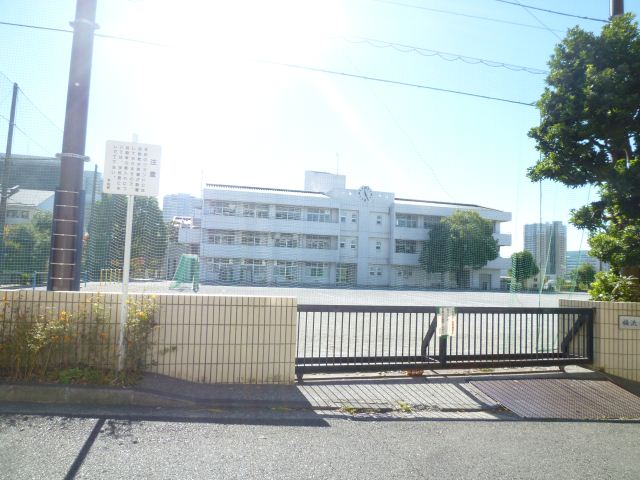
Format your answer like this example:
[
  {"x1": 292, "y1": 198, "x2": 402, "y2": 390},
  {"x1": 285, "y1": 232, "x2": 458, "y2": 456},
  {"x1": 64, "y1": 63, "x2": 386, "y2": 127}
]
[{"x1": 177, "y1": 171, "x2": 512, "y2": 289}]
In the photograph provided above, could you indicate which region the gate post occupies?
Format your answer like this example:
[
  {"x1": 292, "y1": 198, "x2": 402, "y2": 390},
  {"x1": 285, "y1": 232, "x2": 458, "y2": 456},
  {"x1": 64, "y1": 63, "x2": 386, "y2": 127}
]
[{"x1": 439, "y1": 336, "x2": 448, "y2": 367}]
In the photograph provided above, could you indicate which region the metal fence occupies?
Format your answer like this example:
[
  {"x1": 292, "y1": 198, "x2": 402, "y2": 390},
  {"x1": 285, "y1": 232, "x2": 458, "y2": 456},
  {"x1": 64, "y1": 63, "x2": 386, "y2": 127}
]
[{"x1": 295, "y1": 305, "x2": 594, "y2": 378}]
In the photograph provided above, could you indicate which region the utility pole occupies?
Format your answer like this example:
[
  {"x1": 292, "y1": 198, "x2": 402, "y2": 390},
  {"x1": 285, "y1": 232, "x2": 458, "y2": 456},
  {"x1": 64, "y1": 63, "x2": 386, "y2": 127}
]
[
  {"x1": 0, "y1": 83, "x2": 19, "y2": 265},
  {"x1": 48, "y1": 0, "x2": 98, "y2": 291},
  {"x1": 610, "y1": 0, "x2": 624, "y2": 17}
]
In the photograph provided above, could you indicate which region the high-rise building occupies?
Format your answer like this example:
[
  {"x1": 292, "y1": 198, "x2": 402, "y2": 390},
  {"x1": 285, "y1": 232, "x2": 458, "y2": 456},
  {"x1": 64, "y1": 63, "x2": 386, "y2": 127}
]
[
  {"x1": 177, "y1": 171, "x2": 512, "y2": 289},
  {"x1": 566, "y1": 250, "x2": 609, "y2": 274},
  {"x1": 162, "y1": 193, "x2": 202, "y2": 222},
  {"x1": 524, "y1": 221, "x2": 567, "y2": 279}
]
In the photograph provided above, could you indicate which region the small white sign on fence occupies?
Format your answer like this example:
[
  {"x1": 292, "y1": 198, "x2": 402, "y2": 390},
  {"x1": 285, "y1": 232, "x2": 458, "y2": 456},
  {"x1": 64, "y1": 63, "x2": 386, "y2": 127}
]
[{"x1": 437, "y1": 307, "x2": 457, "y2": 337}]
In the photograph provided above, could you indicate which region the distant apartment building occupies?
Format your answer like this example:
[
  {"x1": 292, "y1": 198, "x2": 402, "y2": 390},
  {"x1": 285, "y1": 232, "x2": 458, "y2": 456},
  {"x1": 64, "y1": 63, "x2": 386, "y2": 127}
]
[
  {"x1": 524, "y1": 221, "x2": 567, "y2": 280},
  {"x1": 177, "y1": 171, "x2": 512, "y2": 289},
  {"x1": 566, "y1": 250, "x2": 609, "y2": 274},
  {"x1": 0, "y1": 154, "x2": 103, "y2": 228},
  {"x1": 5, "y1": 189, "x2": 55, "y2": 225},
  {"x1": 162, "y1": 193, "x2": 202, "y2": 222}
]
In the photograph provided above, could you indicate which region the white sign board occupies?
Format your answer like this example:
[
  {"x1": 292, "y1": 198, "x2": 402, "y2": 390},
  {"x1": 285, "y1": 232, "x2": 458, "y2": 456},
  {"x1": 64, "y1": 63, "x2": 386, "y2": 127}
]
[
  {"x1": 620, "y1": 315, "x2": 640, "y2": 329},
  {"x1": 437, "y1": 307, "x2": 457, "y2": 337},
  {"x1": 104, "y1": 140, "x2": 161, "y2": 196}
]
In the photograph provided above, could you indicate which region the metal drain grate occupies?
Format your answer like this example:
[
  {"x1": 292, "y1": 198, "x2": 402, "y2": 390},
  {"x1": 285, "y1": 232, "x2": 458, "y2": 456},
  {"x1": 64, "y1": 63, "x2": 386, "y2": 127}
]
[{"x1": 470, "y1": 378, "x2": 640, "y2": 420}]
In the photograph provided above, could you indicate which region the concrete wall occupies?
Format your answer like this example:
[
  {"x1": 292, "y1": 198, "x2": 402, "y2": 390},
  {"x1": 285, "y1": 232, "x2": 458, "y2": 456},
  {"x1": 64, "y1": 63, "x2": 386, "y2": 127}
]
[
  {"x1": 560, "y1": 299, "x2": 640, "y2": 382},
  {"x1": 149, "y1": 295, "x2": 297, "y2": 384},
  {"x1": 1, "y1": 291, "x2": 297, "y2": 384}
]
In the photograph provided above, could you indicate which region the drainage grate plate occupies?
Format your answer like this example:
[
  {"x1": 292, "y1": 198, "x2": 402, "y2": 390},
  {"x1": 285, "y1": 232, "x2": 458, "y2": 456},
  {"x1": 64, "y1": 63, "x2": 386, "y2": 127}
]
[{"x1": 470, "y1": 379, "x2": 640, "y2": 420}]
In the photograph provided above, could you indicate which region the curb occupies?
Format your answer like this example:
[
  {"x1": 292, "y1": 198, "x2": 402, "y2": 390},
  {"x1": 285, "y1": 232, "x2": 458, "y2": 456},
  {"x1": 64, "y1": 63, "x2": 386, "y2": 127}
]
[{"x1": 0, "y1": 383, "x2": 318, "y2": 411}]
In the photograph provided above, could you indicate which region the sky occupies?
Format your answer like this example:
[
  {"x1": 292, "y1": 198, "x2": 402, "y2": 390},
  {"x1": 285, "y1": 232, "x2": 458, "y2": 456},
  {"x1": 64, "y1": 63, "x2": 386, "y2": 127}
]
[{"x1": 0, "y1": 0, "x2": 639, "y2": 256}]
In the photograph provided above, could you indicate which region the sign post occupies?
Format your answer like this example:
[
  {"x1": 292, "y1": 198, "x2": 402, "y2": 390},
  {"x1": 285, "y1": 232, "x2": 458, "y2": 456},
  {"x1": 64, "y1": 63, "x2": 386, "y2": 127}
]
[{"x1": 103, "y1": 140, "x2": 161, "y2": 372}]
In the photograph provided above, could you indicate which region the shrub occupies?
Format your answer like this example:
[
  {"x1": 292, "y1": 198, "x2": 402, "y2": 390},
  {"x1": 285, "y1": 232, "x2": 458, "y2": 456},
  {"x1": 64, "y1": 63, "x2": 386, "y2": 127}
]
[
  {"x1": 588, "y1": 272, "x2": 640, "y2": 302},
  {"x1": 0, "y1": 294, "x2": 159, "y2": 384}
]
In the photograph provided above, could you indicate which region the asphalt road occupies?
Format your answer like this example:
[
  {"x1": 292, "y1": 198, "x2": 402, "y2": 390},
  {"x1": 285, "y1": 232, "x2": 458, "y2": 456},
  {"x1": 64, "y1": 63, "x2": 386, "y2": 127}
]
[{"x1": 2, "y1": 410, "x2": 639, "y2": 480}]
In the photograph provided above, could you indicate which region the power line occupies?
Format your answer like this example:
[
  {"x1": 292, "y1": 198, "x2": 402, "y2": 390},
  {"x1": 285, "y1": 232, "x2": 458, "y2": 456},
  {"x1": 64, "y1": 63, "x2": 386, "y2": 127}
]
[
  {"x1": 0, "y1": 18, "x2": 548, "y2": 75},
  {"x1": 0, "y1": 20, "x2": 167, "y2": 46},
  {"x1": 339, "y1": 36, "x2": 548, "y2": 74},
  {"x1": 342, "y1": 51, "x2": 455, "y2": 201},
  {"x1": 17, "y1": 87, "x2": 63, "y2": 134},
  {"x1": 258, "y1": 59, "x2": 536, "y2": 107},
  {"x1": 495, "y1": 1, "x2": 608, "y2": 23},
  {"x1": 370, "y1": 0, "x2": 565, "y2": 33},
  {"x1": 512, "y1": 0, "x2": 563, "y2": 41}
]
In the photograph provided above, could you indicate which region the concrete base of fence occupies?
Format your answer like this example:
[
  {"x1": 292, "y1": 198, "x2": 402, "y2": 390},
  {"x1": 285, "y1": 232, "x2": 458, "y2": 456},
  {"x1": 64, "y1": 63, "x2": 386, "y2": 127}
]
[
  {"x1": 560, "y1": 299, "x2": 640, "y2": 382},
  {"x1": 149, "y1": 295, "x2": 298, "y2": 384},
  {"x1": 1, "y1": 291, "x2": 297, "y2": 385}
]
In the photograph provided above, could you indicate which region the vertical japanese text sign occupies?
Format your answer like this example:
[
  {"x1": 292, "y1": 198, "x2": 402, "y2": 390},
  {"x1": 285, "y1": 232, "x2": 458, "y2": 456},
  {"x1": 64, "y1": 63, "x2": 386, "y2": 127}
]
[{"x1": 104, "y1": 140, "x2": 161, "y2": 196}]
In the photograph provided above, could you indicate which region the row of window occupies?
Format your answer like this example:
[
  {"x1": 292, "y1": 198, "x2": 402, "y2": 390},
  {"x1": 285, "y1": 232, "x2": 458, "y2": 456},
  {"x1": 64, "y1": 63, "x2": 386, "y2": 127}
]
[
  {"x1": 206, "y1": 231, "x2": 334, "y2": 249},
  {"x1": 204, "y1": 258, "x2": 330, "y2": 279},
  {"x1": 204, "y1": 201, "x2": 455, "y2": 231},
  {"x1": 204, "y1": 201, "x2": 334, "y2": 222},
  {"x1": 206, "y1": 230, "x2": 422, "y2": 254},
  {"x1": 396, "y1": 214, "x2": 442, "y2": 229},
  {"x1": 6, "y1": 210, "x2": 30, "y2": 219},
  {"x1": 203, "y1": 258, "x2": 440, "y2": 284}
]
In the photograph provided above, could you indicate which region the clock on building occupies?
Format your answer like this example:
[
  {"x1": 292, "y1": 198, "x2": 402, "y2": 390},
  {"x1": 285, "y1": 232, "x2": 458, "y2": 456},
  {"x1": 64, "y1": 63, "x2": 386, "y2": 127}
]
[{"x1": 358, "y1": 185, "x2": 373, "y2": 202}]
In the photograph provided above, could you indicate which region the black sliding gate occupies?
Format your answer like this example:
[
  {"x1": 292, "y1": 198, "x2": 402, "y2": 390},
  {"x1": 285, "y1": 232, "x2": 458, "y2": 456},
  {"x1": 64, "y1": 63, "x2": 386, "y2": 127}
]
[{"x1": 295, "y1": 305, "x2": 594, "y2": 379}]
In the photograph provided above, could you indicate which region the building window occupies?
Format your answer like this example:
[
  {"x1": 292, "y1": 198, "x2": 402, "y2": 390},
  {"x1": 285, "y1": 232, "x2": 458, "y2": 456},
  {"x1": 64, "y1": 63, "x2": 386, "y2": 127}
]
[
  {"x1": 340, "y1": 215, "x2": 346, "y2": 223},
  {"x1": 306, "y1": 262, "x2": 326, "y2": 277},
  {"x1": 256, "y1": 205, "x2": 269, "y2": 218},
  {"x1": 241, "y1": 232, "x2": 267, "y2": 246},
  {"x1": 369, "y1": 265, "x2": 383, "y2": 276},
  {"x1": 205, "y1": 200, "x2": 224, "y2": 215},
  {"x1": 211, "y1": 257, "x2": 235, "y2": 281},
  {"x1": 423, "y1": 215, "x2": 441, "y2": 229},
  {"x1": 242, "y1": 203, "x2": 255, "y2": 217},
  {"x1": 397, "y1": 267, "x2": 413, "y2": 278},
  {"x1": 274, "y1": 261, "x2": 297, "y2": 281},
  {"x1": 221, "y1": 202, "x2": 237, "y2": 216},
  {"x1": 336, "y1": 265, "x2": 350, "y2": 284},
  {"x1": 396, "y1": 214, "x2": 418, "y2": 228},
  {"x1": 375, "y1": 241, "x2": 382, "y2": 251},
  {"x1": 306, "y1": 207, "x2": 331, "y2": 223},
  {"x1": 306, "y1": 235, "x2": 331, "y2": 249},
  {"x1": 240, "y1": 259, "x2": 267, "y2": 281},
  {"x1": 351, "y1": 213, "x2": 358, "y2": 223},
  {"x1": 376, "y1": 215, "x2": 382, "y2": 225},
  {"x1": 395, "y1": 239, "x2": 418, "y2": 254},
  {"x1": 339, "y1": 240, "x2": 346, "y2": 248},
  {"x1": 350, "y1": 239, "x2": 357, "y2": 249},
  {"x1": 21, "y1": 211, "x2": 29, "y2": 219},
  {"x1": 275, "y1": 206, "x2": 301, "y2": 220},
  {"x1": 274, "y1": 234, "x2": 298, "y2": 248},
  {"x1": 208, "y1": 230, "x2": 236, "y2": 245}
]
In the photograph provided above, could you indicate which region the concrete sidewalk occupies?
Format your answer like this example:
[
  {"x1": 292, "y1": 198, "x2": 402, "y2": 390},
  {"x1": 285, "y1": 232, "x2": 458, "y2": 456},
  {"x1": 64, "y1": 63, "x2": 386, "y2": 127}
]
[{"x1": 4, "y1": 368, "x2": 635, "y2": 417}]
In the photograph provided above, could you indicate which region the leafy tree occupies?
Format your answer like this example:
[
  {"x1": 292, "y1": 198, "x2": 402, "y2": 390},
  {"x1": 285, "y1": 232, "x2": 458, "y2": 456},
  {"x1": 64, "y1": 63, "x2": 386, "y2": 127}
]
[
  {"x1": 527, "y1": 14, "x2": 640, "y2": 283},
  {"x1": 2, "y1": 211, "x2": 52, "y2": 277},
  {"x1": 86, "y1": 195, "x2": 168, "y2": 280},
  {"x1": 571, "y1": 263, "x2": 597, "y2": 291},
  {"x1": 419, "y1": 211, "x2": 499, "y2": 288},
  {"x1": 509, "y1": 250, "x2": 539, "y2": 290}
]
